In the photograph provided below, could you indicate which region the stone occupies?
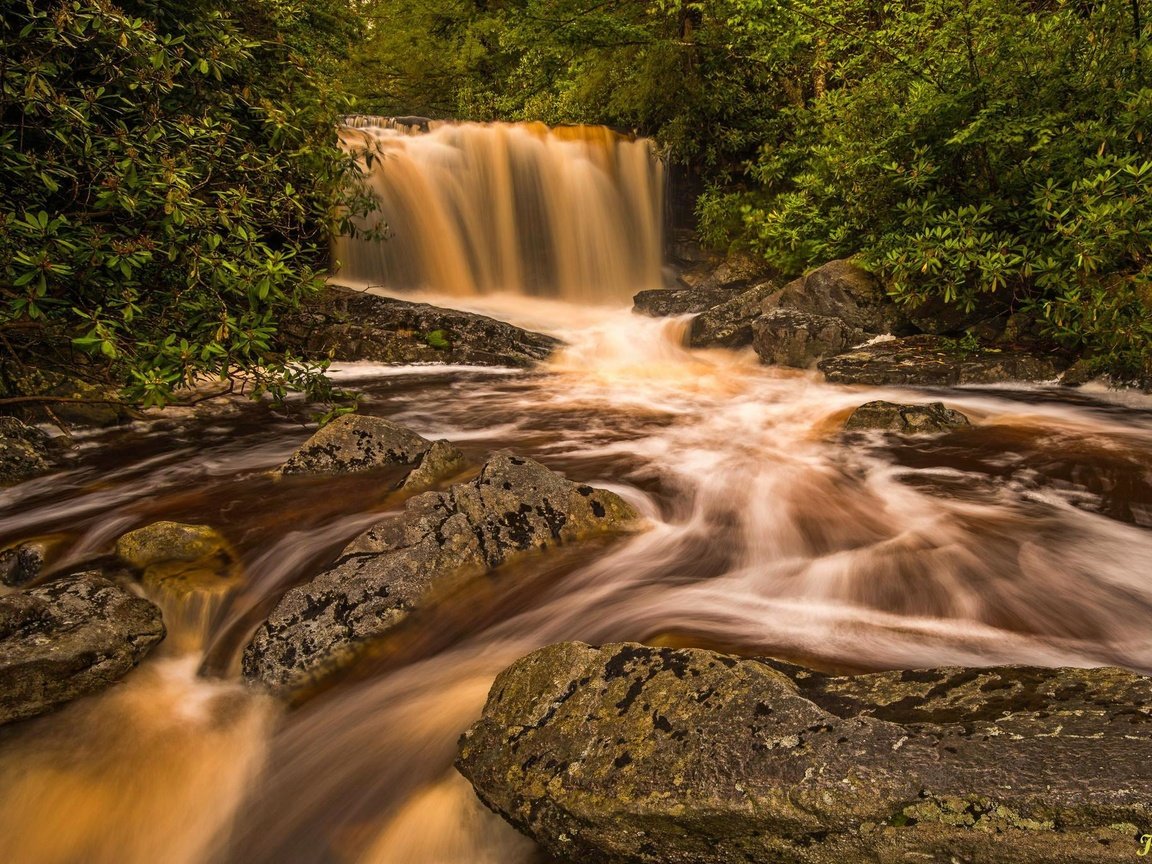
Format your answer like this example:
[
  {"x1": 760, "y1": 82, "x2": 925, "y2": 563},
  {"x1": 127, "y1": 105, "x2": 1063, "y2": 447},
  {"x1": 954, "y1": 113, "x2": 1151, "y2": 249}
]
[
  {"x1": 401, "y1": 439, "x2": 468, "y2": 491},
  {"x1": 243, "y1": 455, "x2": 642, "y2": 696},
  {"x1": 0, "y1": 365, "x2": 129, "y2": 427},
  {"x1": 819, "y1": 335, "x2": 1065, "y2": 386},
  {"x1": 0, "y1": 417, "x2": 53, "y2": 485},
  {"x1": 0, "y1": 573, "x2": 165, "y2": 725},
  {"x1": 115, "y1": 521, "x2": 232, "y2": 570},
  {"x1": 0, "y1": 539, "x2": 51, "y2": 587},
  {"x1": 766, "y1": 259, "x2": 910, "y2": 335},
  {"x1": 687, "y1": 282, "x2": 779, "y2": 349},
  {"x1": 457, "y1": 641, "x2": 1152, "y2": 864},
  {"x1": 632, "y1": 285, "x2": 744, "y2": 318},
  {"x1": 277, "y1": 414, "x2": 435, "y2": 477},
  {"x1": 679, "y1": 249, "x2": 774, "y2": 293},
  {"x1": 752, "y1": 309, "x2": 867, "y2": 368},
  {"x1": 844, "y1": 400, "x2": 971, "y2": 434},
  {"x1": 280, "y1": 287, "x2": 560, "y2": 368},
  {"x1": 905, "y1": 291, "x2": 1010, "y2": 337}
]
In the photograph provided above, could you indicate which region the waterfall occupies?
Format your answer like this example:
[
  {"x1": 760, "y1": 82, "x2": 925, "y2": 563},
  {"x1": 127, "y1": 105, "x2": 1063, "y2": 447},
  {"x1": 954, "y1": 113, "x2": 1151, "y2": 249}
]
[{"x1": 332, "y1": 119, "x2": 664, "y2": 304}]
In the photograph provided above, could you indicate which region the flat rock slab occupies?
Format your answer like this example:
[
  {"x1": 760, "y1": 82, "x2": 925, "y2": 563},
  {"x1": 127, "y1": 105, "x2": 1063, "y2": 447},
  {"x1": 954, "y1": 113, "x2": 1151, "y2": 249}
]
[
  {"x1": 0, "y1": 573, "x2": 165, "y2": 725},
  {"x1": 282, "y1": 287, "x2": 560, "y2": 367},
  {"x1": 844, "y1": 400, "x2": 971, "y2": 434},
  {"x1": 457, "y1": 641, "x2": 1152, "y2": 864},
  {"x1": 278, "y1": 414, "x2": 434, "y2": 476},
  {"x1": 819, "y1": 335, "x2": 1064, "y2": 386},
  {"x1": 244, "y1": 455, "x2": 641, "y2": 696},
  {"x1": 632, "y1": 285, "x2": 745, "y2": 318}
]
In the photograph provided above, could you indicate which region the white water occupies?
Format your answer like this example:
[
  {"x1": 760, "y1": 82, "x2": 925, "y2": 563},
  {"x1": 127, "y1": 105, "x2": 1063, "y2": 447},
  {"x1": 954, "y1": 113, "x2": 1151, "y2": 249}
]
[{"x1": 5, "y1": 299, "x2": 1151, "y2": 864}]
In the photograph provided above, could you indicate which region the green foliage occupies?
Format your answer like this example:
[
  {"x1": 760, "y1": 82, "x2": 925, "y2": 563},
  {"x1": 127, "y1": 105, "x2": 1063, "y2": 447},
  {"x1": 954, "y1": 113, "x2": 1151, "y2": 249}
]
[
  {"x1": 0, "y1": 0, "x2": 367, "y2": 407},
  {"x1": 424, "y1": 329, "x2": 452, "y2": 350}
]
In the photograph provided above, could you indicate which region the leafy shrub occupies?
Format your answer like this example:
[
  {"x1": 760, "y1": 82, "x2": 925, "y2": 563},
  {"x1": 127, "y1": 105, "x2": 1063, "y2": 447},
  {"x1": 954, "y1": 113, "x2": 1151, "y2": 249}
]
[{"x1": 0, "y1": 0, "x2": 367, "y2": 406}]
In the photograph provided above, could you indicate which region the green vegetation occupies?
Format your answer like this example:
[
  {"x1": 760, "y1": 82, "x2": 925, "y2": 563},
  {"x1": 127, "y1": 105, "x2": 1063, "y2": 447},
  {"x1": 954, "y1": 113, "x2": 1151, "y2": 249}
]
[
  {"x1": 353, "y1": 0, "x2": 1152, "y2": 383},
  {"x1": 0, "y1": 0, "x2": 366, "y2": 408}
]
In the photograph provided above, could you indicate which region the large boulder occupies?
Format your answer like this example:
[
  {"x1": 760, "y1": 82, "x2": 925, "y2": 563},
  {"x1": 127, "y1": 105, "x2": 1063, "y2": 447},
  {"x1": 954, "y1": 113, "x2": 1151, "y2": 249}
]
[
  {"x1": 819, "y1": 335, "x2": 1065, "y2": 386},
  {"x1": 632, "y1": 285, "x2": 745, "y2": 318},
  {"x1": 0, "y1": 573, "x2": 165, "y2": 725},
  {"x1": 687, "y1": 282, "x2": 779, "y2": 349},
  {"x1": 679, "y1": 250, "x2": 773, "y2": 293},
  {"x1": 115, "y1": 521, "x2": 239, "y2": 598},
  {"x1": 243, "y1": 455, "x2": 641, "y2": 696},
  {"x1": 457, "y1": 641, "x2": 1152, "y2": 864},
  {"x1": 281, "y1": 287, "x2": 560, "y2": 368},
  {"x1": 766, "y1": 259, "x2": 910, "y2": 336},
  {"x1": 752, "y1": 309, "x2": 866, "y2": 368},
  {"x1": 0, "y1": 417, "x2": 54, "y2": 485},
  {"x1": 0, "y1": 365, "x2": 129, "y2": 427},
  {"x1": 844, "y1": 400, "x2": 971, "y2": 434}
]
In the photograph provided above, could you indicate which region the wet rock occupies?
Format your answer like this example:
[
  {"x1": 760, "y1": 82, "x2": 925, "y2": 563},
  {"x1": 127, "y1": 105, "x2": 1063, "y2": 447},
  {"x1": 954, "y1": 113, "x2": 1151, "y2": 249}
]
[
  {"x1": 905, "y1": 291, "x2": 1010, "y2": 337},
  {"x1": 819, "y1": 335, "x2": 1065, "y2": 386},
  {"x1": 281, "y1": 287, "x2": 560, "y2": 368},
  {"x1": 752, "y1": 309, "x2": 866, "y2": 368},
  {"x1": 687, "y1": 282, "x2": 779, "y2": 349},
  {"x1": 243, "y1": 455, "x2": 641, "y2": 696},
  {"x1": 278, "y1": 414, "x2": 435, "y2": 477},
  {"x1": 401, "y1": 439, "x2": 468, "y2": 491},
  {"x1": 844, "y1": 400, "x2": 971, "y2": 434},
  {"x1": 0, "y1": 573, "x2": 165, "y2": 725},
  {"x1": 0, "y1": 417, "x2": 54, "y2": 485},
  {"x1": 116, "y1": 521, "x2": 232, "y2": 570},
  {"x1": 457, "y1": 641, "x2": 1152, "y2": 864},
  {"x1": 767, "y1": 259, "x2": 910, "y2": 336},
  {"x1": 0, "y1": 539, "x2": 50, "y2": 587},
  {"x1": 0, "y1": 365, "x2": 129, "y2": 427},
  {"x1": 632, "y1": 285, "x2": 744, "y2": 318}
]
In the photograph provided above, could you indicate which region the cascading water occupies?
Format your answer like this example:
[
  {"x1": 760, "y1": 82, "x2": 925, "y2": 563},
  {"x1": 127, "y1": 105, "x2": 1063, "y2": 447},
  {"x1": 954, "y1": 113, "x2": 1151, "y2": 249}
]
[
  {"x1": 332, "y1": 119, "x2": 664, "y2": 303},
  {"x1": 3, "y1": 122, "x2": 1152, "y2": 864}
]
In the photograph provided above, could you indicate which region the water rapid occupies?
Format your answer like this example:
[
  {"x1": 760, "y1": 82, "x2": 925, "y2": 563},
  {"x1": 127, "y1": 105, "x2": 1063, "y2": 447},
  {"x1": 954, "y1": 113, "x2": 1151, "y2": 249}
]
[{"x1": 2, "y1": 298, "x2": 1152, "y2": 863}]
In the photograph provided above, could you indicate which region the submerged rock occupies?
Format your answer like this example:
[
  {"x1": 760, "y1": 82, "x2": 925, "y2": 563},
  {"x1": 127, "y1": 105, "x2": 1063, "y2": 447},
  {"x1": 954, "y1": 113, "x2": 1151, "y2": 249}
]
[
  {"x1": 243, "y1": 455, "x2": 641, "y2": 696},
  {"x1": 752, "y1": 309, "x2": 866, "y2": 367},
  {"x1": 116, "y1": 521, "x2": 232, "y2": 569},
  {"x1": 687, "y1": 282, "x2": 778, "y2": 349},
  {"x1": 0, "y1": 417, "x2": 54, "y2": 485},
  {"x1": 819, "y1": 335, "x2": 1064, "y2": 386},
  {"x1": 0, "y1": 539, "x2": 52, "y2": 587},
  {"x1": 0, "y1": 573, "x2": 165, "y2": 725},
  {"x1": 281, "y1": 287, "x2": 560, "y2": 368},
  {"x1": 115, "y1": 520, "x2": 240, "y2": 598},
  {"x1": 457, "y1": 641, "x2": 1152, "y2": 864},
  {"x1": 844, "y1": 400, "x2": 971, "y2": 434}
]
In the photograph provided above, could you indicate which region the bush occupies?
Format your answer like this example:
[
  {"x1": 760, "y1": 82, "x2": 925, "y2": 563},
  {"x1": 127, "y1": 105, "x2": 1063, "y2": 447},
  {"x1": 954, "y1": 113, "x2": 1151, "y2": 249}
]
[{"x1": 0, "y1": 0, "x2": 365, "y2": 407}]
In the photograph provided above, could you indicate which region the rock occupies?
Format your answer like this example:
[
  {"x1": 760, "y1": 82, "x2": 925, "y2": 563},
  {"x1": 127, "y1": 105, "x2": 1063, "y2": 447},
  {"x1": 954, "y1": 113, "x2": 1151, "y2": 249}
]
[
  {"x1": 243, "y1": 455, "x2": 641, "y2": 696},
  {"x1": 632, "y1": 285, "x2": 744, "y2": 318},
  {"x1": 0, "y1": 365, "x2": 129, "y2": 427},
  {"x1": 819, "y1": 335, "x2": 1065, "y2": 386},
  {"x1": 0, "y1": 573, "x2": 165, "y2": 725},
  {"x1": 752, "y1": 310, "x2": 867, "y2": 368},
  {"x1": 905, "y1": 291, "x2": 1010, "y2": 337},
  {"x1": 0, "y1": 539, "x2": 51, "y2": 587},
  {"x1": 116, "y1": 521, "x2": 232, "y2": 570},
  {"x1": 0, "y1": 417, "x2": 53, "y2": 485},
  {"x1": 281, "y1": 287, "x2": 560, "y2": 368},
  {"x1": 680, "y1": 249, "x2": 773, "y2": 293},
  {"x1": 401, "y1": 439, "x2": 467, "y2": 491},
  {"x1": 457, "y1": 641, "x2": 1152, "y2": 864},
  {"x1": 844, "y1": 400, "x2": 971, "y2": 434},
  {"x1": 687, "y1": 282, "x2": 779, "y2": 349},
  {"x1": 767, "y1": 259, "x2": 910, "y2": 336},
  {"x1": 278, "y1": 414, "x2": 434, "y2": 477}
]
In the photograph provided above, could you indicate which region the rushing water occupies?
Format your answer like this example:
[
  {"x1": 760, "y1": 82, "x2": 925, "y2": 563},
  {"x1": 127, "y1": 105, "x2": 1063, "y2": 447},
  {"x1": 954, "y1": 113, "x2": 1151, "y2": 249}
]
[
  {"x1": 332, "y1": 120, "x2": 664, "y2": 302},
  {"x1": 5, "y1": 118, "x2": 1152, "y2": 862},
  {"x1": 2, "y1": 296, "x2": 1152, "y2": 864}
]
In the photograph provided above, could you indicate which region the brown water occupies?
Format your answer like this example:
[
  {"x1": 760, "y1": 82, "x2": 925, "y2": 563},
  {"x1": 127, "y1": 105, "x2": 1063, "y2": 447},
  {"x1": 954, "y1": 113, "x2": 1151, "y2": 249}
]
[
  {"x1": 2, "y1": 295, "x2": 1152, "y2": 864},
  {"x1": 332, "y1": 121, "x2": 664, "y2": 302}
]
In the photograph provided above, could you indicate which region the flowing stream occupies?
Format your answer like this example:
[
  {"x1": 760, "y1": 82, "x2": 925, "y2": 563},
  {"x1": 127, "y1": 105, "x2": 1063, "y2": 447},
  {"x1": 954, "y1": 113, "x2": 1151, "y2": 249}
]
[{"x1": 2, "y1": 123, "x2": 1152, "y2": 864}]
